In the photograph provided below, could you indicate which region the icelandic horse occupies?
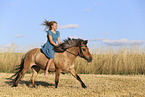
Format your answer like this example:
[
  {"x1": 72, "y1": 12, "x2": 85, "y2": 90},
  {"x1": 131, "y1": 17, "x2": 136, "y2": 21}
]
[{"x1": 11, "y1": 38, "x2": 92, "y2": 88}]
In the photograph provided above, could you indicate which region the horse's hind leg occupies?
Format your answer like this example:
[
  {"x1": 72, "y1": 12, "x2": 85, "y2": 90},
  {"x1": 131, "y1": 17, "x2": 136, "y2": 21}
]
[
  {"x1": 12, "y1": 62, "x2": 33, "y2": 87},
  {"x1": 31, "y1": 65, "x2": 40, "y2": 87},
  {"x1": 70, "y1": 69, "x2": 87, "y2": 89},
  {"x1": 12, "y1": 68, "x2": 28, "y2": 87}
]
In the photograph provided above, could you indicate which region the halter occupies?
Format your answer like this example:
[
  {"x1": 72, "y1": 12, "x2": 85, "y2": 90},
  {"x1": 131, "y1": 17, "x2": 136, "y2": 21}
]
[
  {"x1": 66, "y1": 50, "x2": 78, "y2": 56},
  {"x1": 79, "y1": 45, "x2": 87, "y2": 58},
  {"x1": 66, "y1": 45, "x2": 87, "y2": 57}
]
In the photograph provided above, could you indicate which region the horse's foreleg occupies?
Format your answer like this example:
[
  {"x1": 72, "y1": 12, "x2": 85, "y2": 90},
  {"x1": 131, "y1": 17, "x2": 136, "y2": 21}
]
[
  {"x1": 70, "y1": 69, "x2": 87, "y2": 89},
  {"x1": 31, "y1": 65, "x2": 40, "y2": 87},
  {"x1": 55, "y1": 68, "x2": 61, "y2": 88}
]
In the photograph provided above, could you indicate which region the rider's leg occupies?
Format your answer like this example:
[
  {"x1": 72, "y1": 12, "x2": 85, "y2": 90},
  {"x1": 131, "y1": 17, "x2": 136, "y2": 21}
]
[{"x1": 45, "y1": 58, "x2": 53, "y2": 78}]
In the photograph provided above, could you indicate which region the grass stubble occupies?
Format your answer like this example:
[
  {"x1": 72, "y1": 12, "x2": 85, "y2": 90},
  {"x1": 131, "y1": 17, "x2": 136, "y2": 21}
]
[{"x1": 0, "y1": 73, "x2": 145, "y2": 97}]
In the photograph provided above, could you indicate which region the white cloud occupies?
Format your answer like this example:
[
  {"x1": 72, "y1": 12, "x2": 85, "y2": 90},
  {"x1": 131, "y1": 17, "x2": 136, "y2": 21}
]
[
  {"x1": 0, "y1": 43, "x2": 15, "y2": 48},
  {"x1": 104, "y1": 33, "x2": 110, "y2": 36},
  {"x1": 94, "y1": 2, "x2": 97, "y2": 6},
  {"x1": 10, "y1": 3, "x2": 16, "y2": 7},
  {"x1": 84, "y1": 9, "x2": 90, "y2": 12},
  {"x1": 89, "y1": 38, "x2": 108, "y2": 41},
  {"x1": 58, "y1": 24, "x2": 79, "y2": 29},
  {"x1": 103, "y1": 39, "x2": 145, "y2": 46},
  {"x1": 0, "y1": 25, "x2": 3, "y2": 28},
  {"x1": 0, "y1": 43, "x2": 18, "y2": 52},
  {"x1": 89, "y1": 38, "x2": 145, "y2": 46},
  {"x1": 69, "y1": 36, "x2": 86, "y2": 40},
  {"x1": 137, "y1": 9, "x2": 141, "y2": 12},
  {"x1": 15, "y1": 35, "x2": 24, "y2": 38},
  {"x1": 0, "y1": 44, "x2": 11, "y2": 48}
]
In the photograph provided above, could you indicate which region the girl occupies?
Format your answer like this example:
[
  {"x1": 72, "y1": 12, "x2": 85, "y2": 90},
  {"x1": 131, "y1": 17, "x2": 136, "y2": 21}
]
[{"x1": 41, "y1": 20, "x2": 61, "y2": 78}]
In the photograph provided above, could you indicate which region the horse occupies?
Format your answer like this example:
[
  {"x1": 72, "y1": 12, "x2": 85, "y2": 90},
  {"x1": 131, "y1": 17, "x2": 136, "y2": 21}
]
[{"x1": 11, "y1": 38, "x2": 92, "y2": 88}]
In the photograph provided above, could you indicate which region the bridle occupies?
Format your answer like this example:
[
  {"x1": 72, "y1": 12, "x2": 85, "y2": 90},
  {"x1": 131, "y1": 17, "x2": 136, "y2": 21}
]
[
  {"x1": 79, "y1": 45, "x2": 87, "y2": 58},
  {"x1": 66, "y1": 45, "x2": 87, "y2": 58},
  {"x1": 66, "y1": 50, "x2": 78, "y2": 56}
]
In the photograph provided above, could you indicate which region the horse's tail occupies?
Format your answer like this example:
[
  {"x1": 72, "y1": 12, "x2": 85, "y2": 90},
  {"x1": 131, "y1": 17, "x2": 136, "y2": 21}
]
[{"x1": 9, "y1": 54, "x2": 25, "y2": 79}]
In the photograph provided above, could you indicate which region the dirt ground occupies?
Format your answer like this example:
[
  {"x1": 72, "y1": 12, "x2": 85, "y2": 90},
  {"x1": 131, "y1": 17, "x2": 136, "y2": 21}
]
[{"x1": 0, "y1": 73, "x2": 145, "y2": 97}]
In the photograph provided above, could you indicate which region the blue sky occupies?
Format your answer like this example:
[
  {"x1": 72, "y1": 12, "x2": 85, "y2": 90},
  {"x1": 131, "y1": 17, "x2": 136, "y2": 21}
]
[{"x1": 0, "y1": 0, "x2": 145, "y2": 50}]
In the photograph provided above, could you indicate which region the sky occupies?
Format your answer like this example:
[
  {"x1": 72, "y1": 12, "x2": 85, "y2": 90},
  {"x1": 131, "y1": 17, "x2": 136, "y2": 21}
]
[{"x1": 0, "y1": 0, "x2": 145, "y2": 51}]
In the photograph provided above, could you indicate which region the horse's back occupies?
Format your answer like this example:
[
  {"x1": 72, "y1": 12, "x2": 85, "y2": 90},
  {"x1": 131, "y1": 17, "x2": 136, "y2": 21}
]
[
  {"x1": 23, "y1": 48, "x2": 40, "y2": 66},
  {"x1": 32, "y1": 48, "x2": 55, "y2": 71}
]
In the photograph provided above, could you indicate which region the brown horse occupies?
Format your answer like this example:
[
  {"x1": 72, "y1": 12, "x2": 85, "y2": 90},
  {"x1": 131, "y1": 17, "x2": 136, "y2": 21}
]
[{"x1": 11, "y1": 38, "x2": 92, "y2": 88}]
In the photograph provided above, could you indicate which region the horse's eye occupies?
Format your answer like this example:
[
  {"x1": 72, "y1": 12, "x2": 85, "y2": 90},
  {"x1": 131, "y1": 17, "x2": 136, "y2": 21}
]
[{"x1": 83, "y1": 49, "x2": 86, "y2": 51}]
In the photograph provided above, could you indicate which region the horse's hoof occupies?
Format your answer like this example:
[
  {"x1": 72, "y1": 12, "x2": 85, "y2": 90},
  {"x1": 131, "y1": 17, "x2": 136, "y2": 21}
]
[
  {"x1": 83, "y1": 86, "x2": 87, "y2": 89},
  {"x1": 61, "y1": 72, "x2": 65, "y2": 75},
  {"x1": 12, "y1": 84, "x2": 18, "y2": 87},
  {"x1": 82, "y1": 84, "x2": 87, "y2": 89},
  {"x1": 33, "y1": 84, "x2": 37, "y2": 88}
]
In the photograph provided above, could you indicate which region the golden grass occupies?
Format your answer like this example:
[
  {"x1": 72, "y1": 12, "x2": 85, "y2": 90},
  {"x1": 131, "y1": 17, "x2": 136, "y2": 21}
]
[
  {"x1": 0, "y1": 46, "x2": 145, "y2": 74},
  {"x1": 0, "y1": 73, "x2": 145, "y2": 97},
  {"x1": 0, "y1": 52, "x2": 23, "y2": 73},
  {"x1": 74, "y1": 46, "x2": 145, "y2": 74}
]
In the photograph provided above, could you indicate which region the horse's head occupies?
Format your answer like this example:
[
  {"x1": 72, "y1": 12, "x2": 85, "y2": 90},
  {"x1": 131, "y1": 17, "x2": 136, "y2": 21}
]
[
  {"x1": 78, "y1": 40, "x2": 92, "y2": 62},
  {"x1": 54, "y1": 38, "x2": 92, "y2": 62}
]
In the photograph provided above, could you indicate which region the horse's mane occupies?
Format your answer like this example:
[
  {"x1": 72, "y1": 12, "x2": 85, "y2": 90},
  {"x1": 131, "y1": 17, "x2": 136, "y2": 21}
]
[{"x1": 54, "y1": 38, "x2": 87, "y2": 53}]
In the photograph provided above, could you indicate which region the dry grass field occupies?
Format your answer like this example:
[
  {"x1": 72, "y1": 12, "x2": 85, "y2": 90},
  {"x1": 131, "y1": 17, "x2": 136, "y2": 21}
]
[
  {"x1": 0, "y1": 73, "x2": 145, "y2": 97},
  {"x1": 0, "y1": 46, "x2": 145, "y2": 75}
]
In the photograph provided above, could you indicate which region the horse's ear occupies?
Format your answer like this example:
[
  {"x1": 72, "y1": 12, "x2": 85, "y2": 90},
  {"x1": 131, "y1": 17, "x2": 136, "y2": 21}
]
[
  {"x1": 68, "y1": 37, "x2": 71, "y2": 40},
  {"x1": 83, "y1": 40, "x2": 88, "y2": 45}
]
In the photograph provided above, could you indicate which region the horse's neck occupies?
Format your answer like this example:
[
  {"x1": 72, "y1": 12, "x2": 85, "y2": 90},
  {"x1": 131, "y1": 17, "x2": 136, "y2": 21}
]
[
  {"x1": 66, "y1": 47, "x2": 78, "y2": 58},
  {"x1": 55, "y1": 47, "x2": 78, "y2": 62},
  {"x1": 64, "y1": 47, "x2": 78, "y2": 63}
]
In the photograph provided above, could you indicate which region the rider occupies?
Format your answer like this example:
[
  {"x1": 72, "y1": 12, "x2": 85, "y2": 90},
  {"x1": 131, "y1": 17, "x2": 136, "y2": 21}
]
[{"x1": 41, "y1": 20, "x2": 61, "y2": 78}]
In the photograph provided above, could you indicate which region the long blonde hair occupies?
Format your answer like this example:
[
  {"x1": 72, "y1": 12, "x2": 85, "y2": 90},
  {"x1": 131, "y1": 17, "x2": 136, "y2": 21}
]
[{"x1": 42, "y1": 19, "x2": 57, "y2": 30}]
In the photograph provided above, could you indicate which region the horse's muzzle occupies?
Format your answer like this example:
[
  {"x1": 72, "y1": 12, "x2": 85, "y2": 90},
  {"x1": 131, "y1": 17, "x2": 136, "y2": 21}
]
[{"x1": 87, "y1": 57, "x2": 92, "y2": 62}]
